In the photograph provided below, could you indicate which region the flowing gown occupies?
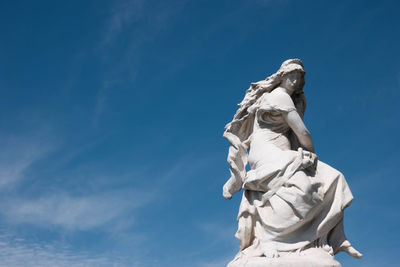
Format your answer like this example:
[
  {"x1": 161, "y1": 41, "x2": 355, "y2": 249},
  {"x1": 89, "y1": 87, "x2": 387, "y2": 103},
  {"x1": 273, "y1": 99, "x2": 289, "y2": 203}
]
[{"x1": 233, "y1": 90, "x2": 353, "y2": 259}]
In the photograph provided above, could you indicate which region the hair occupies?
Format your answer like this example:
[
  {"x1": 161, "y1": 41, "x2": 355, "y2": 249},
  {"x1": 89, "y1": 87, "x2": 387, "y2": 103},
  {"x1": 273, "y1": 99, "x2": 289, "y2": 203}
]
[{"x1": 223, "y1": 59, "x2": 306, "y2": 195}]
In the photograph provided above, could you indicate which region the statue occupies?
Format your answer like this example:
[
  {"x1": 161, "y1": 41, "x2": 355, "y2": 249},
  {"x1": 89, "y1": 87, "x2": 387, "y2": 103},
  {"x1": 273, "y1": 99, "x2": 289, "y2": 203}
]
[{"x1": 223, "y1": 59, "x2": 362, "y2": 266}]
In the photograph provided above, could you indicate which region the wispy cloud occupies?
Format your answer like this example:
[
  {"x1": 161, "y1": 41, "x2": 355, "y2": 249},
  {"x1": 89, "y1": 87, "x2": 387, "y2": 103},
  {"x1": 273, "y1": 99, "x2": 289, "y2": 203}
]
[
  {"x1": 101, "y1": 0, "x2": 186, "y2": 48},
  {"x1": 0, "y1": 234, "x2": 127, "y2": 267},
  {"x1": 0, "y1": 131, "x2": 56, "y2": 190},
  {"x1": 92, "y1": 86, "x2": 109, "y2": 127},
  {"x1": 0, "y1": 115, "x2": 221, "y2": 266},
  {"x1": 186, "y1": 221, "x2": 237, "y2": 267},
  {"x1": 0, "y1": 149, "x2": 198, "y2": 233},
  {"x1": 0, "y1": 190, "x2": 152, "y2": 231},
  {"x1": 100, "y1": 0, "x2": 145, "y2": 48},
  {"x1": 92, "y1": 0, "x2": 191, "y2": 126},
  {"x1": 198, "y1": 222, "x2": 235, "y2": 241}
]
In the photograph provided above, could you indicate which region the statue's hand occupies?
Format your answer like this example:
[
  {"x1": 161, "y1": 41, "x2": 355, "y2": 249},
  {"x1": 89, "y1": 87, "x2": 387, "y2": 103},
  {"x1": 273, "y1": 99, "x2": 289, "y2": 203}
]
[
  {"x1": 223, "y1": 186, "x2": 232, "y2": 200},
  {"x1": 222, "y1": 179, "x2": 240, "y2": 200},
  {"x1": 298, "y1": 148, "x2": 318, "y2": 170}
]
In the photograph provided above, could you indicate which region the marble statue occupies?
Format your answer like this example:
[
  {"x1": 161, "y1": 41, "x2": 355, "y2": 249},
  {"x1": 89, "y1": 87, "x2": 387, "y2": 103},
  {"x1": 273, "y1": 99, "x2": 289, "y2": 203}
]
[{"x1": 223, "y1": 59, "x2": 362, "y2": 266}]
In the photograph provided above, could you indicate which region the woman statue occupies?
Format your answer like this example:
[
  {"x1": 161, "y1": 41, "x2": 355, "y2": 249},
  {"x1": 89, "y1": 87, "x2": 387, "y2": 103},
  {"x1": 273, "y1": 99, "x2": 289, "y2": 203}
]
[{"x1": 223, "y1": 59, "x2": 362, "y2": 266}]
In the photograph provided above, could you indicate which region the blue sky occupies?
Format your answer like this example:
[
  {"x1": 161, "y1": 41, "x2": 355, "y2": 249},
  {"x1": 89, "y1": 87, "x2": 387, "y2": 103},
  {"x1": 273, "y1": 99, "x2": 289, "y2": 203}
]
[{"x1": 0, "y1": 0, "x2": 399, "y2": 266}]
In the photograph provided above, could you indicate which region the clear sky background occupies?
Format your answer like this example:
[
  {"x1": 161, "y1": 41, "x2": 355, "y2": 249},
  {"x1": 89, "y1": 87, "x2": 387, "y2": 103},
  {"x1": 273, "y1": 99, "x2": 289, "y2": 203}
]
[{"x1": 0, "y1": 0, "x2": 399, "y2": 266}]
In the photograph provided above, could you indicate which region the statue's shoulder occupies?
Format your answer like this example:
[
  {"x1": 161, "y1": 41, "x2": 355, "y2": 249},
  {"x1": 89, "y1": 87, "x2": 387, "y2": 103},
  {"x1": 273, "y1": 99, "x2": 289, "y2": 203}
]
[{"x1": 262, "y1": 90, "x2": 295, "y2": 110}]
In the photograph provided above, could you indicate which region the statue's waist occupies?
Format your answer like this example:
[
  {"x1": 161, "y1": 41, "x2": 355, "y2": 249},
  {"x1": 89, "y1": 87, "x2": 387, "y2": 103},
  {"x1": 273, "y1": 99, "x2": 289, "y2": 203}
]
[{"x1": 250, "y1": 130, "x2": 291, "y2": 151}]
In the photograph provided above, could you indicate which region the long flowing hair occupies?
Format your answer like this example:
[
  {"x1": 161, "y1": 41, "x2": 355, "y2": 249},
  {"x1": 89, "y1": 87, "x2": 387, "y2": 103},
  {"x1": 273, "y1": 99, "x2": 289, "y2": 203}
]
[{"x1": 223, "y1": 59, "x2": 306, "y2": 195}]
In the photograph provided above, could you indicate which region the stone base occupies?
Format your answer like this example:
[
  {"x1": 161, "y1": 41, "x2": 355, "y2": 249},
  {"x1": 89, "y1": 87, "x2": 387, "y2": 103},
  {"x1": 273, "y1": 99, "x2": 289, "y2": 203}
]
[{"x1": 227, "y1": 248, "x2": 341, "y2": 267}]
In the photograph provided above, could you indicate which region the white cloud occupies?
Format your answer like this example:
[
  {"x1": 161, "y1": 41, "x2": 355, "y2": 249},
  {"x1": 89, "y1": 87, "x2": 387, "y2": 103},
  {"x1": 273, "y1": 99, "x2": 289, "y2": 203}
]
[
  {"x1": 101, "y1": 0, "x2": 145, "y2": 47},
  {"x1": 1, "y1": 190, "x2": 152, "y2": 231},
  {"x1": 0, "y1": 234, "x2": 127, "y2": 267},
  {"x1": 92, "y1": 86, "x2": 109, "y2": 127},
  {"x1": 0, "y1": 132, "x2": 56, "y2": 189},
  {"x1": 0, "y1": 130, "x2": 196, "y2": 233},
  {"x1": 101, "y1": 0, "x2": 187, "y2": 48},
  {"x1": 92, "y1": 0, "x2": 191, "y2": 126},
  {"x1": 183, "y1": 221, "x2": 237, "y2": 267}
]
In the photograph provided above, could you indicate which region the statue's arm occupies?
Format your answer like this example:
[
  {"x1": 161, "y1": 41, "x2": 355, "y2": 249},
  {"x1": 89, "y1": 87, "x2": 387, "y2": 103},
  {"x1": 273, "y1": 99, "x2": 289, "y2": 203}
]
[{"x1": 283, "y1": 110, "x2": 315, "y2": 153}]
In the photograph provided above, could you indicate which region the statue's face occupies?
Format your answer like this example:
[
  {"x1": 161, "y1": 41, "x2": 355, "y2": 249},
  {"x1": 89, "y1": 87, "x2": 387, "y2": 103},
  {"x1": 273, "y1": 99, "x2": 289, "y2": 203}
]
[
  {"x1": 284, "y1": 71, "x2": 303, "y2": 89},
  {"x1": 282, "y1": 71, "x2": 304, "y2": 94}
]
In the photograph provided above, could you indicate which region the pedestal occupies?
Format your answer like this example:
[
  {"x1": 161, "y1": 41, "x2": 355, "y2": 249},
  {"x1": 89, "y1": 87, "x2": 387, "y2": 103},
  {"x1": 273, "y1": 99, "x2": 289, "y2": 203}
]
[{"x1": 227, "y1": 248, "x2": 341, "y2": 267}]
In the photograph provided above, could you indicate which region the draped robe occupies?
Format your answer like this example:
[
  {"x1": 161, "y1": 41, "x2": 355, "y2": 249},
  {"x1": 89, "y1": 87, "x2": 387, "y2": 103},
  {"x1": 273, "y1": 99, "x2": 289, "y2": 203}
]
[{"x1": 228, "y1": 91, "x2": 353, "y2": 259}]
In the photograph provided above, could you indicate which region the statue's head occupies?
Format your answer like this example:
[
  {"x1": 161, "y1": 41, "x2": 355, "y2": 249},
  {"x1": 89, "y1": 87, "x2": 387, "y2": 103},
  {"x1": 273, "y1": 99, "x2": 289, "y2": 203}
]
[
  {"x1": 278, "y1": 59, "x2": 306, "y2": 93},
  {"x1": 227, "y1": 58, "x2": 307, "y2": 130},
  {"x1": 278, "y1": 59, "x2": 305, "y2": 76}
]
